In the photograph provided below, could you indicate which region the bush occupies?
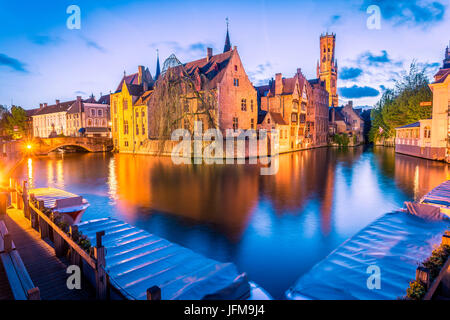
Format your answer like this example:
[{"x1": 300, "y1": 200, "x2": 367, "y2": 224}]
[
  {"x1": 333, "y1": 133, "x2": 349, "y2": 146},
  {"x1": 406, "y1": 281, "x2": 426, "y2": 300}
]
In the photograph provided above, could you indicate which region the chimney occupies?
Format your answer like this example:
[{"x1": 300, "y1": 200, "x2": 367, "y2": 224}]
[
  {"x1": 76, "y1": 96, "x2": 82, "y2": 103},
  {"x1": 44, "y1": 103, "x2": 48, "y2": 108},
  {"x1": 206, "y1": 48, "x2": 213, "y2": 62},
  {"x1": 275, "y1": 73, "x2": 283, "y2": 96},
  {"x1": 297, "y1": 68, "x2": 302, "y2": 75},
  {"x1": 138, "y1": 65, "x2": 144, "y2": 85},
  {"x1": 55, "y1": 99, "x2": 60, "y2": 105},
  {"x1": 39, "y1": 103, "x2": 43, "y2": 109}
]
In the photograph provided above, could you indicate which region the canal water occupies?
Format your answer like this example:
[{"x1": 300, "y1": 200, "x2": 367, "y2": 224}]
[{"x1": 12, "y1": 146, "x2": 449, "y2": 299}]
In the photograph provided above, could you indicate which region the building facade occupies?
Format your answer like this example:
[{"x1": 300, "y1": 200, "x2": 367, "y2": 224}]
[
  {"x1": 308, "y1": 79, "x2": 329, "y2": 147},
  {"x1": 317, "y1": 33, "x2": 339, "y2": 107},
  {"x1": 329, "y1": 101, "x2": 365, "y2": 144},
  {"x1": 32, "y1": 100, "x2": 75, "y2": 138},
  {"x1": 111, "y1": 65, "x2": 153, "y2": 152},
  {"x1": 66, "y1": 95, "x2": 111, "y2": 137}
]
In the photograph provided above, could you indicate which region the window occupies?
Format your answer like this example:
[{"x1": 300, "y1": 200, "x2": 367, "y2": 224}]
[
  {"x1": 184, "y1": 100, "x2": 189, "y2": 112},
  {"x1": 241, "y1": 99, "x2": 247, "y2": 111},
  {"x1": 88, "y1": 118, "x2": 93, "y2": 126},
  {"x1": 124, "y1": 141, "x2": 129, "y2": 147},
  {"x1": 267, "y1": 117, "x2": 270, "y2": 124},
  {"x1": 141, "y1": 108, "x2": 145, "y2": 117},
  {"x1": 424, "y1": 126, "x2": 431, "y2": 139},
  {"x1": 136, "y1": 122, "x2": 139, "y2": 135},
  {"x1": 91, "y1": 109, "x2": 96, "y2": 117},
  {"x1": 123, "y1": 99, "x2": 128, "y2": 110},
  {"x1": 233, "y1": 78, "x2": 239, "y2": 87},
  {"x1": 98, "y1": 109, "x2": 103, "y2": 117},
  {"x1": 291, "y1": 113, "x2": 298, "y2": 123},
  {"x1": 251, "y1": 100, "x2": 254, "y2": 112},
  {"x1": 234, "y1": 65, "x2": 238, "y2": 72},
  {"x1": 142, "y1": 124, "x2": 145, "y2": 135},
  {"x1": 251, "y1": 118, "x2": 254, "y2": 129},
  {"x1": 124, "y1": 120, "x2": 129, "y2": 135},
  {"x1": 136, "y1": 111, "x2": 139, "y2": 118},
  {"x1": 233, "y1": 117, "x2": 239, "y2": 131}
]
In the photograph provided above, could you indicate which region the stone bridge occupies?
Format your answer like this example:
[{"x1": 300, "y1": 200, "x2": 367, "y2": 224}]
[{"x1": 34, "y1": 137, "x2": 113, "y2": 155}]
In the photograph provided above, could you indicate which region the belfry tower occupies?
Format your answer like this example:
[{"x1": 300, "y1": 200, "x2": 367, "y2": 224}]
[{"x1": 317, "y1": 33, "x2": 339, "y2": 107}]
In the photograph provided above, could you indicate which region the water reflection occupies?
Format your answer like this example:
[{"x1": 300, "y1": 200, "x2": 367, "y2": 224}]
[{"x1": 12, "y1": 146, "x2": 449, "y2": 298}]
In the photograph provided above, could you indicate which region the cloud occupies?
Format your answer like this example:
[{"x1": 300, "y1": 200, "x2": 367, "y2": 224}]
[
  {"x1": 361, "y1": 0, "x2": 447, "y2": 28},
  {"x1": 325, "y1": 15, "x2": 342, "y2": 28},
  {"x1": 0, "y1": 53, "x2": 29, "y2": 73},
  {"x1": 339, "y1": 85, "x2": 380, "y2": 99},
  {"x1": 81, "y1": 37, "x2": 106, "y2": 53},
  {"x1": 30, "y1": 35, "x2": 63, "y2": 46},
  {"x1": 339, "y1": 67, "x2": 363, "y2": 80},
  {"x1": 247, "y1": 62, "x2": 273, "y2": 85},
  {"x1": 357, "y1": 50, "x2": 404, "y2": 68}
]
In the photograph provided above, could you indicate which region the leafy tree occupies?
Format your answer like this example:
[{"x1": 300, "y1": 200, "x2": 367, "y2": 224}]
[
  {"x1": 369, "y1": 63, "x2": 432, "y2": 143},
  {"x1": 4, "y1": 105, "x2": 27, "y2": 140}
]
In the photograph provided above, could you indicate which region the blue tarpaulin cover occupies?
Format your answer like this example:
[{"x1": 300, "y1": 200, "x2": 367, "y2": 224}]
[
  {"x1": 77, "y1": 218, "x2": 249, "y2": 300},
  {"x1": 286, "y1": 210, "x2": 450, "y2": 300}
]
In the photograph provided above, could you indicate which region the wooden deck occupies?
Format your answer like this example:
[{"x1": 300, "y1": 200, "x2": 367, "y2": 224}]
[{"x1": 0, "y1": 207, "x2": 94, "y2": 300}]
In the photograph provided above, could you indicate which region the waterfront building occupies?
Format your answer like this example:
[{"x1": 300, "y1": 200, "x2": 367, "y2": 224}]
[
  {"x1": 395, "y1": 46, "x2": 450, "y2": 161},
  {"x1": 25, "y1": 108, "x2": 40, "y2": 138},
  {"x1": 308, "y1": 78, "x2": 329, "y2": 147},
  {"x1": 317, "y1": 33, "x2": 339, "y2": 107},
  {"x1": 66, "y1": 95, "x2": 111, "y2": 137},
  {"x1": 110, "y1": 65, "x2": 153, "y2": 152},
  {"x1": 329, "y1": 101, "x2": 365, "y2": 144},
  {"x1": 257, "y1": 69, "x2": 312, "y2": 150},
  {"x1": 32, "y1": 99, "x2": 76, "y2": 138}
]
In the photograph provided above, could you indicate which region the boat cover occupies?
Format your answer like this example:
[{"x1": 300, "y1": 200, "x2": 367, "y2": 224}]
[
  {"x1": 29, "y1": 187, "x2": 83, "y2": 209},
  {"x1": 286, "y1": 210, "x2": 450, "y2": 300},
  {"x1": 421, "y1": 180, "x2": 450, "y2": 208},
  {"x1": 77, "y1": 218, "x2": 250, "y2": 300}
]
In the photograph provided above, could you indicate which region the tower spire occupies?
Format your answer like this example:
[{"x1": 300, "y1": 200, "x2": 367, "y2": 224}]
[
  {"x1": 223, "y1": 17, "x2": 232, "y2": 53},
  {"x1": 155, "y1": 49, "x2": 161, "y2": 80}
]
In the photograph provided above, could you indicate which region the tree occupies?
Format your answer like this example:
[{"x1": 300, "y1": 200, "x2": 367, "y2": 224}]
[
  {"x1": 149, "y1": 54, "x2": 218, "y2": 153},
  {"x1": 369, "y1": 63, "x2": 432, "y2": 143},
  {"x1": 4, "y1": 105, "x2": 27, "y2": 140}
]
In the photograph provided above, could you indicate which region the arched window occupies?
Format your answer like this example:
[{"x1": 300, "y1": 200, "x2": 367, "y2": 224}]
[{"x1": 88, "y1": 118, "x2": 93, "y2": 126}]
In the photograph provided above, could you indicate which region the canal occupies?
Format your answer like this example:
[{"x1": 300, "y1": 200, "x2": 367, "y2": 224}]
[{"x1": 12, "y1": 146, "x2": 449, "y2": 299}]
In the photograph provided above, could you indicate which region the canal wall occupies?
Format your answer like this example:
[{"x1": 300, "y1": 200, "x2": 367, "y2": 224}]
[{"x1": 0, "y1": 140, "x2": 22, "y2": 185}]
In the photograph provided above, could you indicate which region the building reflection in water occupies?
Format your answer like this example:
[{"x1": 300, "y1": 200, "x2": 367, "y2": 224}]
[{"x1": 12, "y1": 146, "x2": 449, "y2": 299}]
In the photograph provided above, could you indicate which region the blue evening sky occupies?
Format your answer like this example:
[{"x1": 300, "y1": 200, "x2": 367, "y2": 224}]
[{"x1": 0, "y1": 0, "x2": 449, "y2": 109}]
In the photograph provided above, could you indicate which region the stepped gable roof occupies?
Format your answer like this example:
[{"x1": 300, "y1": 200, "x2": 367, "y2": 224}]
[
  {"x1": 115, "y1": 68, "x2": 153, "y2": 93},
  {"x1": 34, "y1": 100, "x2": 76, "y2": 116},
  {"x1": 167, "y1": 50, "x2": 234, "y2": 90}
]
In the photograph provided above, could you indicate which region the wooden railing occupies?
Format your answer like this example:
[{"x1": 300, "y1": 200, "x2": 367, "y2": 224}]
[{"x1": 5, "y1": 178, "x2": 161, "y2": 300}]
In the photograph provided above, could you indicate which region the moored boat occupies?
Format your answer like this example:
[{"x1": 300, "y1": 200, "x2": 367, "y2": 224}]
[{"x1": 29, "y1": 187, "x2": 89, "y2": 224}]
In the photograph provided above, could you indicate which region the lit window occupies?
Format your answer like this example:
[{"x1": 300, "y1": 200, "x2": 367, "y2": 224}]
[
  {"x1": 241, "y1": 99, "x2": 247, "y2": 111},
  {"x1": 233, "y1": 117, "x2": 238, "y2": 131}
]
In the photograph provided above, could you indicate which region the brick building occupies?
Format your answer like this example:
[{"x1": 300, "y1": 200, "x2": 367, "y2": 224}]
[{"x1": 317, "y1": 33, "x2": 339, "y2": 107}]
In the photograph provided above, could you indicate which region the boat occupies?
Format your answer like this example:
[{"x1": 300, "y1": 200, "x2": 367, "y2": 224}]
[
  {"x1": 29, "y1": 187, "x2": 89, "y2": 224},
  {"x1": 419, "y1": 180, "x2": 450, "y2": 217},
  {"x1": 76, "y1": 218, "x2": 272, "y2": 300}
]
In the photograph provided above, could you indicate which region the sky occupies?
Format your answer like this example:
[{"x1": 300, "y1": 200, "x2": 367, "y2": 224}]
[{"x1": 0, "y1": 0, "x2": 449, "y2": 110}]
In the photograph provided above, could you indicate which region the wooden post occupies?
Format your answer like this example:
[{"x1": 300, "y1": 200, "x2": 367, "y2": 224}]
[
  {"x1": 39, "y1": 216, "x2": 49, "y2": 240},
  {"x1": 95, "y1": 231, "x2": 107, "y2": 300},
  {"x1": 4, "y1": 233, "x2": 12, "y2": 253},
  {"x1": 416, "y1": 266, "x2": 431, "y2": 289},
  {"x1": 53, "y1": 226, "x2": 68, "y2": 258},
  {"x1": 147, "y1": 286, "x2": 161, "y2": 300},
  {"x1": 70, "y1": 225, "x2": 81, "y2": 267},
  {"x1": 27, "y1": 288, "x2": 41, "y2": 300},
  {"x1": 22, "y1": 181, "x2": 29, "y2": 219}
]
